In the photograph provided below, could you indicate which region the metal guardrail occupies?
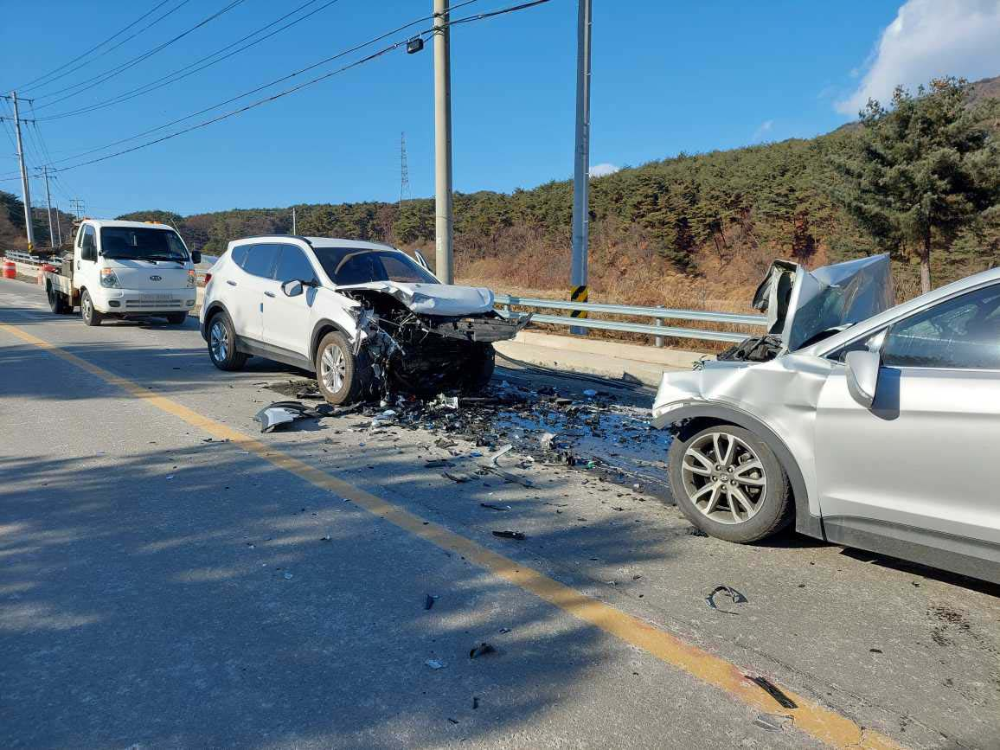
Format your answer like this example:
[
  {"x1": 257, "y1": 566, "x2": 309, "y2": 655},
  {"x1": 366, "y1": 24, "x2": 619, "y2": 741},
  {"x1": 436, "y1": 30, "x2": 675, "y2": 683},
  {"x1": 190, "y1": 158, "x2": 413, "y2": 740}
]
[
  {"x1": 4, "y1": 250, "x2": 47, "y2": 267},
  {"x1": 495, "y1": 294, "x2": 767, "y2": 345}
]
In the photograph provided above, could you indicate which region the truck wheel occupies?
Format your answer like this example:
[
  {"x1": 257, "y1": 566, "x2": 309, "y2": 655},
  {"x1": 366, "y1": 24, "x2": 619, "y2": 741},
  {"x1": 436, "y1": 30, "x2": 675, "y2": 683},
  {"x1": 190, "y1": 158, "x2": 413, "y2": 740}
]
[
  {"x1": 166, "y1": 312, "x2": 188, "y2": 325},
  {"x1": 315, "y1": 331, "x2": 372, "y2": 405},
  {"x1": 667, "y1": 423, "x2": 793, "y2": 543},
  {"x1": 80, "y1": 290, "x2": 103, "y2": 326},
  {"x1": 461, "y1": 343, "x2": 496, "y2": 393},
  {"x1": 207, "y1": 312, "x2": 247, "y2": 371},
  {"x1": 46, "y1": 282, "x2": 72, "y2": 314}
]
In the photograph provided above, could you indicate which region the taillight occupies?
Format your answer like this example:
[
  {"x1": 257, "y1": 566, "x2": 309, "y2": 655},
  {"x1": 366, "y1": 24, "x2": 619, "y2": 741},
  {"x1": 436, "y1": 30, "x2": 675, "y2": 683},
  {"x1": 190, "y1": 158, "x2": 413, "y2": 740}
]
[{"x1": 204, "y1": 272, "x2": 212, "y2": 285}]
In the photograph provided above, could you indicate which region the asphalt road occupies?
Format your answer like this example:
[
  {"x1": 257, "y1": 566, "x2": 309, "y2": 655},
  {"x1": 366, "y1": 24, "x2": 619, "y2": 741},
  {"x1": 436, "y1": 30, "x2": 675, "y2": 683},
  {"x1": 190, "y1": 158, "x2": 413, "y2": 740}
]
[{"x1": 1, "y1": 277, "x2": 998, "y2": 750}]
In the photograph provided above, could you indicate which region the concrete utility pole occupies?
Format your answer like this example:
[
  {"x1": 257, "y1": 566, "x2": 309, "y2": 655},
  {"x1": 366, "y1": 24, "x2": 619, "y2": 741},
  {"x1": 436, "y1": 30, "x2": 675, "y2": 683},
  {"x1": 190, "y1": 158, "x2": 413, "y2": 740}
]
[
  {"x1": 569, "y1": 0, "x2": 593, "y2": 335},
  {"x1": 433, "y1": 0, "x2": 454, "y2": 284},
  {"x1": 42, "y1": 167, "x2": 55, "y2": 248},
  {"x1": 292, "y1": 206, "x2": 297, "y2": 234},
  {"x1": 10, "y1": 92, "x2": 36, "y2": 251}
]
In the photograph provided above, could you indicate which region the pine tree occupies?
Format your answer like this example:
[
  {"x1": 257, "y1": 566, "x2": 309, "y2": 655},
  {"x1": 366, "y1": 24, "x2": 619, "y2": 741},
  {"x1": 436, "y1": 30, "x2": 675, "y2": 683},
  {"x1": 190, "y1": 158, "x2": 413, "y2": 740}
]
[{"x1": 831, "y1": 78, "x2": 1000, "y2": 293}]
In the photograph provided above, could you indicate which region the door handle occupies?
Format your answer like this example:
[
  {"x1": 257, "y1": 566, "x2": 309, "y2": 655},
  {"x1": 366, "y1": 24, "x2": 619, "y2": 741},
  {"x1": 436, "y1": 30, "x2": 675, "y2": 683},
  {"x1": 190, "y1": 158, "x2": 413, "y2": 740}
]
[
  {"x1": 264, "y1": 291, "x2": 276, "y2": 298},
  {"x1": 226, "y1": 280, "x2": 237, "y2": 286}
]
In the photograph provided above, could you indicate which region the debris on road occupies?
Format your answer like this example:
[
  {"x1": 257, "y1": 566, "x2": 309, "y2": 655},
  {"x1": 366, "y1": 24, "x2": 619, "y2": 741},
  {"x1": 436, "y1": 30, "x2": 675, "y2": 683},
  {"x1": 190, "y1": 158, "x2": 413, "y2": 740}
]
[
  {"x1": 753, "y1": 713, "x2": 792, "y2": 732},
  {"x1": 469, "y1": 642, "x2": 497, "y2": 659},
  {"x1": 262, "y1": 376, "x2": 671, "y2": 497},
  {"x1": 254, "y1": 401, "x2": 331, "y2": 433},
  {"x1": 480, "y1": 502, "x2": 512, "y2": 511},
  {"x1": 746, "y1": 676, "x2": 798, "y2": 710},
  {"x1": 424, "y1": 594, "x2": 438, "y2": 610},
  {"x1": 443, "y1": 471, "x2": 473, "y2": 483},
  {"x1": 492, "y1": 530, "x2": 526, "y2": 541},
  {"x1": 425, "y1": 659, "x2": 445, "y2": 670},
  {"x1": 706, "y1": 585, "x2": 748, "y2": 613}
]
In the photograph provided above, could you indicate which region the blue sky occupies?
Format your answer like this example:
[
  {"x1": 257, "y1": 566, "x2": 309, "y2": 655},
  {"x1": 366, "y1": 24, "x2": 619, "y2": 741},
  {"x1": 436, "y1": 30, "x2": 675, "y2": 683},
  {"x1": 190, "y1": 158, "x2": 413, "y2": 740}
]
[{"x1": 2, "y1": 0, "x2": 998, "y2": 217}]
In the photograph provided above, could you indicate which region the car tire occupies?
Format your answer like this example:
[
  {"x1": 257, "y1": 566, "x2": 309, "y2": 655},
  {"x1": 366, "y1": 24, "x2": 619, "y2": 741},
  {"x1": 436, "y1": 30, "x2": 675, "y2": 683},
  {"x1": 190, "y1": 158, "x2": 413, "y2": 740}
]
[
  {"x1": 207, "y1": 312, "x2": 248, "y2": 371},
  {"x1": 47, "y1": 282, "x2": 72, "y2": 314},
  {"x1": 315, "y1": 331, "x2": 372, "y2": 405},
  {"x1": 80, "y1": 289, "x2": 103, "y2": 326},
  {"x1": 166, "y1": 312, "x2": 188, "y2": 325},
  {"x1": 667, "y1": 423, "x2": 793, "y2": 543},
  {"x1": 461, "y1": 343, "x2": 496, "y2": 393}
]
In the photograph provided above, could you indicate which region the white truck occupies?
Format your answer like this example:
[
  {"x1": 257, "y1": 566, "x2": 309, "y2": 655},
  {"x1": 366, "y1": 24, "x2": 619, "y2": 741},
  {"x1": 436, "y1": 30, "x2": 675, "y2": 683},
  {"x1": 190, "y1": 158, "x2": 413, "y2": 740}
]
[{"x1": 43, "y1": 219, "x2": 201, "y2": 326}]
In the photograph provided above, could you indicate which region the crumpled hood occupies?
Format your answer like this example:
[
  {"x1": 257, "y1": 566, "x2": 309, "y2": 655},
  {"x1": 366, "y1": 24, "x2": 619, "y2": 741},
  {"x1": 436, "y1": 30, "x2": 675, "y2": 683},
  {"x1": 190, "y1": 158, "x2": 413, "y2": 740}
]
[
  {"x1": 753, "y1": 254, "x2": 894, "y2": 352},
  {"x1": 336, "y1": 281, "x2": 495, "y2": 316}
]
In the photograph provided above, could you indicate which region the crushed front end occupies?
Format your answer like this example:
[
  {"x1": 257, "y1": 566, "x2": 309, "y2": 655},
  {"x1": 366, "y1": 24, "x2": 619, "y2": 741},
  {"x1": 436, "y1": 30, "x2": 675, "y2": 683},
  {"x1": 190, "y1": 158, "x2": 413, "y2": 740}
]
[{"x1": 343, "y1": 285, "x2": 530, "y2": 395}]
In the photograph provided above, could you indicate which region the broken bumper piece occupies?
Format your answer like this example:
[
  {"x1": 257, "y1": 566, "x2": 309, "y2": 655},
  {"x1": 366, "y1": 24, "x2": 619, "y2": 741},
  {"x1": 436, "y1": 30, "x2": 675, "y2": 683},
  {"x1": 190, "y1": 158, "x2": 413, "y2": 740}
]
[{"x1": 422, "y1": 312, "x2": 531, "y2": 343}]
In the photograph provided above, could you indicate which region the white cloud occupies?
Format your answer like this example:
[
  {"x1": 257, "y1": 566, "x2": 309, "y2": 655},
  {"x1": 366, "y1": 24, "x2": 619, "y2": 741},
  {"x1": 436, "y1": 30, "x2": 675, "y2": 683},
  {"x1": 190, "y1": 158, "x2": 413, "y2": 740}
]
[
  {"x1": 589, "y1": 163, "x2": 619, "y2": 178},
  {"x1": 751, "y1": 120, "x2": 775, "y2": 142},
  {"x1": 837, "y1": 0, "x2": 1000, "y2": 116}
]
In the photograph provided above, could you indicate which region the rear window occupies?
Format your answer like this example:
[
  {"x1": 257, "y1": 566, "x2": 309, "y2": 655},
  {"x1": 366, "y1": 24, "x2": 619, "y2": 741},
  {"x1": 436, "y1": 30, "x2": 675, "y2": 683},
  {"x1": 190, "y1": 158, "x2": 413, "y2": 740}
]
[
  {"x1": 312, "y1": 247, "x2": 437, "y2": 286},
  {"x1": 230, "y1": 244, "x2": 249, "y2": 268}
]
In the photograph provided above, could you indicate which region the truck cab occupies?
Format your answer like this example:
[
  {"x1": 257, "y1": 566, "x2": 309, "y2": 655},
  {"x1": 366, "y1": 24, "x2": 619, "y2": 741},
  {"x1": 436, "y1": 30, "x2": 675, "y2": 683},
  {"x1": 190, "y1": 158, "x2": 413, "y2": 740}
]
[{"x1": 52, "y1": 219, "x2": 201, "y2": 326}]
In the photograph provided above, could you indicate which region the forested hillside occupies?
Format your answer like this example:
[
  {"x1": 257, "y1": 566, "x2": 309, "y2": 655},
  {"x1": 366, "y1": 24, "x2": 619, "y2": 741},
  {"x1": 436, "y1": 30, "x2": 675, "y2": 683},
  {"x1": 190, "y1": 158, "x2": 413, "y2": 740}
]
[{"x1": 5, "y1": 76, "x2": 999, "y2": 310}]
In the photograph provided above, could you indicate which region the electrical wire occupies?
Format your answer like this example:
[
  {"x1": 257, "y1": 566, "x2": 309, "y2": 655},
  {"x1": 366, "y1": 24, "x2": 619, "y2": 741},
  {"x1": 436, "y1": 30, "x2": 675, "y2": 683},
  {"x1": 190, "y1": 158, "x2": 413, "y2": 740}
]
[
  {"x1": 19, "y1": 1, "x2": 192, "y2": 93},
  {"x1": 32, "y1": 0, "x2": 248, "y2": 103},
  {"x1": 20, "y1": 0, "x2": 544, "y2": 177},
  {"x1": 35, "y1": 0, "x2": 340, "y2": 120},
  {"x1": 33, "y1": 4, "x2": 482, "y2": 170}
]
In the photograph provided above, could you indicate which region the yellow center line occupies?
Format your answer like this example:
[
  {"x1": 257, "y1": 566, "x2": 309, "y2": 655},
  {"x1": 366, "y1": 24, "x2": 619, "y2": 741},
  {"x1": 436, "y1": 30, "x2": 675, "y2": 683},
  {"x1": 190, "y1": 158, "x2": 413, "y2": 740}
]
[{"x1": 0, "y1": 320, "x2": 903, "y2": 750}]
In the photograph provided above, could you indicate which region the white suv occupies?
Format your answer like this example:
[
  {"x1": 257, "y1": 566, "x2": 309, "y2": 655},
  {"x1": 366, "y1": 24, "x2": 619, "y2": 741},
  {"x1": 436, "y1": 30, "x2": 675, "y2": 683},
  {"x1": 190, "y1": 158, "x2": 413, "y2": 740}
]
[{"x1": 199, "y1": 236, "x2": 527, "y2": 403}]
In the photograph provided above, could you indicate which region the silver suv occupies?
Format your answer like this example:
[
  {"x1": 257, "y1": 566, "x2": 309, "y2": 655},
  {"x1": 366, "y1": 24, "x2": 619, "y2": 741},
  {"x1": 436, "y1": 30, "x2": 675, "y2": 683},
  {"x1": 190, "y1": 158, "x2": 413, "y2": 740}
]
[{"x1": 653, "y1": 257, "x2": 1000, "y2": 584}]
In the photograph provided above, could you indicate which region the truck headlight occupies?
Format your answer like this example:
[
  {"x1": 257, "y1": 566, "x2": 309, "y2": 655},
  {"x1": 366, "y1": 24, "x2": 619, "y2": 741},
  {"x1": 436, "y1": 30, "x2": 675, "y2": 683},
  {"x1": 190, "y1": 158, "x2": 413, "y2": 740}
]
[
  {"x1": 187, "y1": 269, "x2": 196, "y2": 288},
  {"x1": 100, "y1": 268, "x2": 121, "y2": 288}
]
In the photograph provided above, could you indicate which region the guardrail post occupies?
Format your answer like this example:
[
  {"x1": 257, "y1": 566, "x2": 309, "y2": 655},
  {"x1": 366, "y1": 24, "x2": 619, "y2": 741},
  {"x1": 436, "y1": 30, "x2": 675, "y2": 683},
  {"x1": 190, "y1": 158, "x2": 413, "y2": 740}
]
[{"x1": 655, "y1": 307, "x2": 664, "y2": 348}]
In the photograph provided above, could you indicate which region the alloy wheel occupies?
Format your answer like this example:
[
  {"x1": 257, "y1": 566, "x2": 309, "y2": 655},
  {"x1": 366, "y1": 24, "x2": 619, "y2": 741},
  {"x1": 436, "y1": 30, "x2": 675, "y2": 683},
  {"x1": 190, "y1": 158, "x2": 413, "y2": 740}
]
[
  {"x1": 320, "y1": 343, "x2": 347, "y2": 394},
  {"x1": 680, "y1": 432, "x2": 767, "y2": 524},
  {"x1": 210, "y1": 320, "x2": 229, "y2": 362}
]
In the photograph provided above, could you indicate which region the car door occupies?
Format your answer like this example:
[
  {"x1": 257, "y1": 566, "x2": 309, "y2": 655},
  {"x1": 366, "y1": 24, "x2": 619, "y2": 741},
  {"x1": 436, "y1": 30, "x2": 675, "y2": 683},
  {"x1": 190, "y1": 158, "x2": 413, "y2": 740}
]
[
  {"x1": 76, "y1": 225, "x2": 99, "y2": 294},
  {"x1": 262, "y1": 243, "x2": 319, "y2": 359},
  {"x1": 815, "y1": 282, "x2": 1000, "y2": 550},
  {"x1": 229, "y1": 244, "x2": 278, "y2": 342}
]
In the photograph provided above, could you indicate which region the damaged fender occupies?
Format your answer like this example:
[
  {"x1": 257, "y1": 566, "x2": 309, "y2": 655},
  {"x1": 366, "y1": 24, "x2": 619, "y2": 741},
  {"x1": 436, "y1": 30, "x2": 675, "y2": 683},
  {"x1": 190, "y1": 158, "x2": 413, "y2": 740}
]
[{"x1": 651, "y1": 354, "x2": 836, "y2": 538}]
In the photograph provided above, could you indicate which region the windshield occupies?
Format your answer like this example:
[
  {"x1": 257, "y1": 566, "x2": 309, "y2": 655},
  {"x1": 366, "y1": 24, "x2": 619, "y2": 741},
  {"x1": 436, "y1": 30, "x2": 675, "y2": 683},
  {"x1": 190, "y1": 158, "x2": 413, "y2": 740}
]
[
  {"x1": 100, "y1": 227, "x2": 189, "y2": 261},
  {"x1": 312, "y1": 247, "x2": 438, "y2": 286}
]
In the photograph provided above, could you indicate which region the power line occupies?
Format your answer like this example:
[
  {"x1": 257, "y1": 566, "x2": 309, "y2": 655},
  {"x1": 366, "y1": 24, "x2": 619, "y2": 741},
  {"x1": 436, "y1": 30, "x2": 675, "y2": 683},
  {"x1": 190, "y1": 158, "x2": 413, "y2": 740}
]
[
  {"x1": 33, "y1": 5, "x2": 484, "y2": 171},
  {"x1": 18, "y1": 0, "x2": 547, "y2": 179},
  {"x1": 32, "y1": 0, "x2": 248, "y2": 104},
  {"x1": 14, "y1": 1, "x2": 179, "y2": 92},
  {"x1": 36, "y1": 0, "x2": 341, "y2": 121}
]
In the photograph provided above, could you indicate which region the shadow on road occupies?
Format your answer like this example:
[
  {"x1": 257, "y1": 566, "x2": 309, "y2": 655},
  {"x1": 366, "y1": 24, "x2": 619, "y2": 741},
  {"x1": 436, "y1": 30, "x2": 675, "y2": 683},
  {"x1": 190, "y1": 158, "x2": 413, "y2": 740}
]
[{"x1": 0, "y1": 439, "x2": 675, "y2": 748}]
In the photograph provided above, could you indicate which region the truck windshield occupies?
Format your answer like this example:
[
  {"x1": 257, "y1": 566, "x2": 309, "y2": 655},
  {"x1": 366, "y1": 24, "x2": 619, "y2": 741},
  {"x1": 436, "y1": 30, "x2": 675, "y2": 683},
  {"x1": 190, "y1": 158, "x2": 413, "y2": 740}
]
[
  {"x1": 100, "y1": 227, "x2": 189, "y2": 261},
  {"x1": 312, "y1": 248, "x2": 439, "y2": 286}
]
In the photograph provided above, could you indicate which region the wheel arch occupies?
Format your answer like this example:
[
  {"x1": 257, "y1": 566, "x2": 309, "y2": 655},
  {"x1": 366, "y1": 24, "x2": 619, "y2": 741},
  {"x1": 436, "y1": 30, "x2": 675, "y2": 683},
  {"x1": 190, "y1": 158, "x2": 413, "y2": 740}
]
[
  {"x1": 201, "y1": 300, "x2": 232, "y2": 341},
  {"x1": 310, "y1": 319, "x2": 353, "y2": 364},
  {"x1": 667, "y1": 404, "x2": 824, "y2": 540}
]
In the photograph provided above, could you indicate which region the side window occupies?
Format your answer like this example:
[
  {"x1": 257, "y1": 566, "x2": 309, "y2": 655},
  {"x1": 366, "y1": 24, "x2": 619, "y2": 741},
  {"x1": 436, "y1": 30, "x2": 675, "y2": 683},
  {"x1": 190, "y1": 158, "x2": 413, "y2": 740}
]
[
  {"x1": 80, "y1": 226, "x2": 97, "y2": 261},
  {"x1": 273, "y1": 245, "x2": 318, "y2": 284},
  {"x1": 241, "y1": 244, "x2": 279, "y2": 278},
  {"x1": 882, "y1": 284, "x2": 1000, "y2": 370},
  {"x1": 230, "y1": 244, "x2": 249, "y2": 268},
  {"x1": 830, "y1": 328, "x2": 887, "y2": 363}
]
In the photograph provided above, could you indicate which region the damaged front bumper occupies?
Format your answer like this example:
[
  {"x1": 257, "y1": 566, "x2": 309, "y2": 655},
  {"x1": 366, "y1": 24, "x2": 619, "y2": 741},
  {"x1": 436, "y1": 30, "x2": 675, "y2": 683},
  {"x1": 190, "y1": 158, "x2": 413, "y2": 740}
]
[{"x1": 421, "y1": 311, "x2": 531, "y2": 343}]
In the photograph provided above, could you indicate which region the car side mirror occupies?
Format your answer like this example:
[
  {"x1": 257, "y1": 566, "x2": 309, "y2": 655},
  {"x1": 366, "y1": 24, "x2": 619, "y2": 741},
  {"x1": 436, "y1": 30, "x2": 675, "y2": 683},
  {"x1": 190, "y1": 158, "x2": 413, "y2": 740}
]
[
  {"x1": 281, "y1": 279, "x2": 304, "y2": 297},
  {"x1": 191, "y1": 250, "x2": 202, "y2": 265},
  {"x1": 845, "y1": 350, "x2": 881, "y2": 409}
]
